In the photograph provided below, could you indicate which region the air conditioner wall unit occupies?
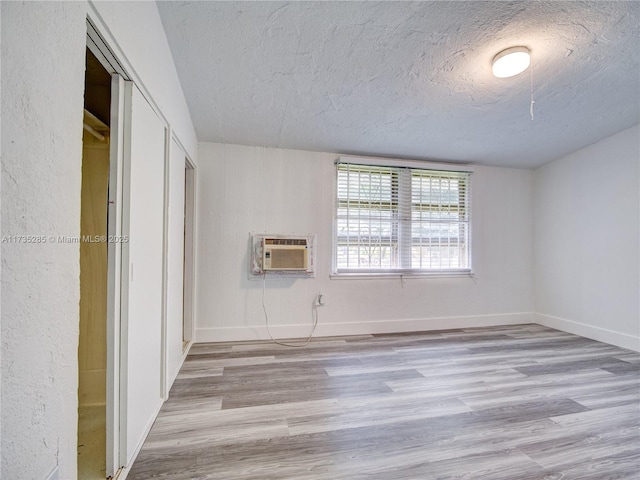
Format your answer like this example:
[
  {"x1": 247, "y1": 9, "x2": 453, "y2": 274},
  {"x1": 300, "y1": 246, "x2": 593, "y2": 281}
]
[{"x1": 262, "y1": 238, "x2": 309, "y2": 271}]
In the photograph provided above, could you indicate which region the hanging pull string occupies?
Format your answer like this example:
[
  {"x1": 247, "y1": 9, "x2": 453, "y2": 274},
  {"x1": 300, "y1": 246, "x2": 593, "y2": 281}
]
[
  {"x1": 262, "y1": 274, "x2": 319, "y2": 348},
  {"x1": 530, "y1": 52, "x2": 535, "y2": 121}
]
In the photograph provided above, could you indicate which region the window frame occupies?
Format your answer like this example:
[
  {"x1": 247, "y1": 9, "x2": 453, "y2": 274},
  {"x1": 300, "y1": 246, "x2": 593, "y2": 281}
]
[{"x1": 332, "y1": 157, "x2": 473, "y2": 279}]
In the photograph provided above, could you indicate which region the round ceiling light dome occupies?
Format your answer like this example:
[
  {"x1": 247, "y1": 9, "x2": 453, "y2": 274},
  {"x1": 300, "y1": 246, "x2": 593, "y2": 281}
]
[{"x1": 492, "y1": 46, "x2": 531, "y2": 78}]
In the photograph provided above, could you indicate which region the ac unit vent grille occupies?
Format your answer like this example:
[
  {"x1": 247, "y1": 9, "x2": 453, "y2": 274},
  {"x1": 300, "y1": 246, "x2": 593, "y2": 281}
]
[
  {"x1": 262, "y1": 237, "x2": 309, "y2": 271},
  {"x1": 271, "y1": 249, "x2": 307, "y2": 269},
  {"x1": 265, "y1": 238, "x2": 307, "y2": 246}
]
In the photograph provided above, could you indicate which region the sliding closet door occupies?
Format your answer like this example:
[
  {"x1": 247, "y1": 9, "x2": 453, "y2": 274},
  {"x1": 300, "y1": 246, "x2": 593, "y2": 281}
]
[
  {"x1": 120, "y1": 83, "x2": 166, "y2": 464},
  {"x1": 165, "y1": 138, "x2": 187, "y2": 390},
  {"x1": 106, "y1": 74, "x2": 126, "y2": 477}
]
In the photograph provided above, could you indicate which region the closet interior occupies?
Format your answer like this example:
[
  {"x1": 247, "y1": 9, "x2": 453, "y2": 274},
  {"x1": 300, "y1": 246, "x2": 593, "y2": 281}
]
[{"x1": 78, "y1": 47, "x2": 111, "y2": 480}]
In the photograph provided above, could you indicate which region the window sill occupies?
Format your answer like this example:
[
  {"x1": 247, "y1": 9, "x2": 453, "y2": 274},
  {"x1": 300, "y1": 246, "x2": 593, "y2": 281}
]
[{"x1": 330, "y1": 271, "x2": 474, "y2": 280}]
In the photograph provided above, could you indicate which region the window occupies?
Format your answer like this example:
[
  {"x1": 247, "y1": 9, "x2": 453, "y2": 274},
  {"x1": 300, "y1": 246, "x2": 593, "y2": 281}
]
[{"x1": 334, "y1": 161, "x2": 471, "y2": 275}]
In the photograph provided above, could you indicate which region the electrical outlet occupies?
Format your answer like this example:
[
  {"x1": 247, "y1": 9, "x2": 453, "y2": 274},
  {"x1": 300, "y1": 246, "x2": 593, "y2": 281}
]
[{"x1": 316, "y1": 294, "x2": 326, "y2": 306}]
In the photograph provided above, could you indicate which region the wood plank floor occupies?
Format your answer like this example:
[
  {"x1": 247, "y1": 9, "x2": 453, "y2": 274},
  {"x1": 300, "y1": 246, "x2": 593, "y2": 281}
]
[{"x1": 128, "y1": 324, "x2": 640, "y2": 479}]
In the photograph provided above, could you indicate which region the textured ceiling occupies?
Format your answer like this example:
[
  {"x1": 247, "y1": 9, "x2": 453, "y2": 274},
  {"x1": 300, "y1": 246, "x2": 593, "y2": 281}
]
[{"x1": 157, "y1": 1, "x2": 640, "y2": 168}]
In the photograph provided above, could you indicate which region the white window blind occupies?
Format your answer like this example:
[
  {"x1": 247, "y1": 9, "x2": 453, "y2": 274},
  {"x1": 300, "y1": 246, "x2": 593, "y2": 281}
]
[{"x1": 335, "y1": 162, "x2": 471, "y2": 274}]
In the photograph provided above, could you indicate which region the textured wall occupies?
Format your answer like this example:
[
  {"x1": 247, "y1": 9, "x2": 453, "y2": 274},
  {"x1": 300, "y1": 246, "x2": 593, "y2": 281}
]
[
  {"x1": 195, "y1": 143, "x2": 535, "y2": 341},
  {"x1": 534, "y1": 125, "x2": 640, "y2": 350},
  {"x1": 1, "y1": 3, "x2": 87, "y2": 479},
  {"x1": 1, "y1": 2, "x2": 198, "y2": 478}
]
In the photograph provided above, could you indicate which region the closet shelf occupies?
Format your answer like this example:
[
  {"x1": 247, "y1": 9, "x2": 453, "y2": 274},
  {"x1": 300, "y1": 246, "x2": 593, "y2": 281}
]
[{"x1": 83, "y1": 109, "x2": 109, "y2": 141}]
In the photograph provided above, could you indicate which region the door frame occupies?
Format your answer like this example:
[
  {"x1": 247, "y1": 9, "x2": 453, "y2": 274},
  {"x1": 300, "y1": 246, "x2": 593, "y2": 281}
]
[
  {"x1": 161, "y1": 137, "x2": 196, "y2": 401},
  {"x1": 183, "y1": 155, "x2": 197, "y2": 347},
  {"x1": 86, "y1": 18, "x2": 130, "y2": 479}
]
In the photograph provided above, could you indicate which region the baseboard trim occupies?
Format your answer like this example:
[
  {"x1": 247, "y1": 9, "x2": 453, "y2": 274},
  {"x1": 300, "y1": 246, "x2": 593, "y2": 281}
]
[
  {"x1": 167, "y1": 340, "x2": 194, "y2": 396},
  {"x1": 535, "y1": 313, "x2": 640, "y2": 352},
  {"x1": 195, "y1": 312, "x2": 534, "y2": 343}
]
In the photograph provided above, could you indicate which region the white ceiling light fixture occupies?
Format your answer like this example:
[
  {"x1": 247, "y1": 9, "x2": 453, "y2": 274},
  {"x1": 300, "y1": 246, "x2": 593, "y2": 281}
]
[{"x1": 492, "y1": 46, "x2": 531, "y2": 78}]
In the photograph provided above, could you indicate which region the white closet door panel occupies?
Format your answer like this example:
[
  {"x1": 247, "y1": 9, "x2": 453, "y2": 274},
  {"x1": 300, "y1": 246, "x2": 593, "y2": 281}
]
[
  {"x1": 121, "y1": 84, "x2": 166, "y2": 463},
  {"x1": 107, "y1": 74, "x2": 126, "y2": 476},
  {"x1": 166, "y1": 138, "x2": 186, "y2": 387}
]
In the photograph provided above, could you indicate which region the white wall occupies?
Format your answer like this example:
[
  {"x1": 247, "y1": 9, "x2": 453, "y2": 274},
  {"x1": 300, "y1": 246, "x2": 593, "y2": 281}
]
[
  {"x1": 534, "y1": 125, "x2": 640, "y2": 351},
  {"x1": 195, "y1": 143, "x2": 534, "y2": 341},
  {"x1": 1, "y1": 4, "x2": 87, "y2": 479},
  {"x1": 0, "y1": 2, "x2": 197, "y2": 479}
]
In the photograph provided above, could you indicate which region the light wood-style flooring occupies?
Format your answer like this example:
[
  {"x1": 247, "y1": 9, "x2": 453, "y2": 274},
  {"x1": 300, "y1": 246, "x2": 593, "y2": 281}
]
[{"x1": 128, "y1": 324, "x2": 640, "y2": 479}]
